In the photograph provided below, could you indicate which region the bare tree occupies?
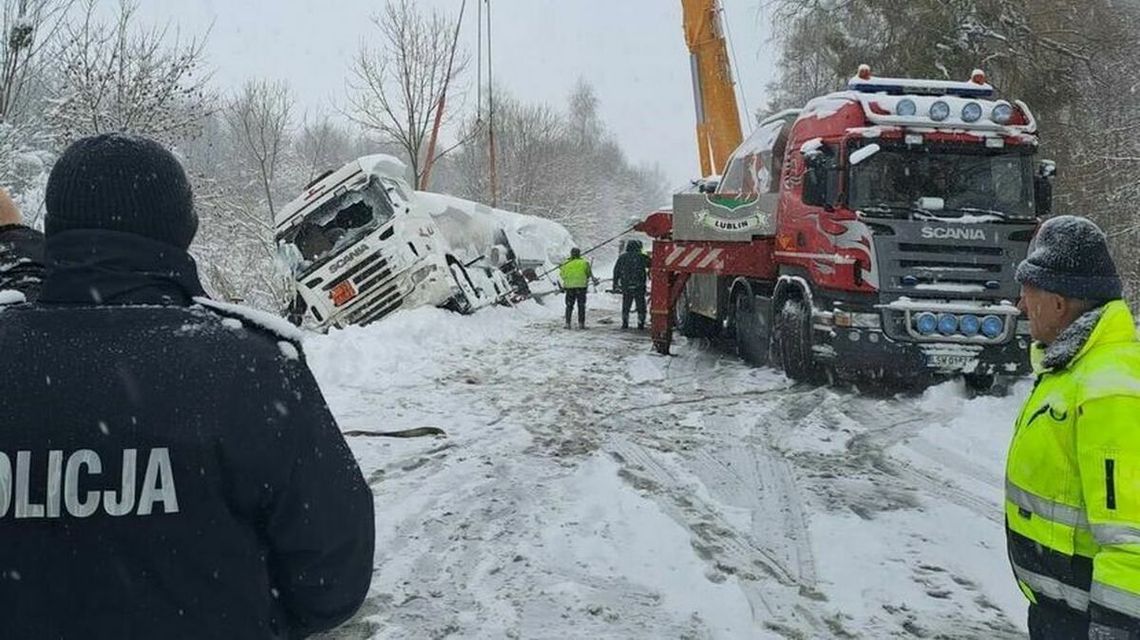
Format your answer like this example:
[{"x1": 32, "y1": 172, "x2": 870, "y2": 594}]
[
  {"x1": 294, "y1": 115, "x2": 351, "y2": 184},
  {"x1": 181, "y1": 110, "x2": 295, "y2": 309},
  {"x1": 346, "y1": 0, "x2": 467, "y2": 183},
  {"x1": 0, "y1": 0, "x2": 71, "y2": 122},
  {"x1": 451, "y1": 83, "x2": 665, "y2": 246},
  {"x1": 48, "y1": 0, "x2": 213, "y2": 146},
  {"x1": 225, "y1": 79, "x2": 293, "y2": 218}
]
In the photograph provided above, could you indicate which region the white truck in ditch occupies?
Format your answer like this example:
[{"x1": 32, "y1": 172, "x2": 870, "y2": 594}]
[{"x1": 274, "y1": 155, "x2": 573, "y2": 329}]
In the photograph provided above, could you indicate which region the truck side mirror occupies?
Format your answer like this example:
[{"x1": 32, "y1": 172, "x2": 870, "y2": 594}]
[{"x1": 1034, "y1": 159, "x2": 1056, "y2": 217}]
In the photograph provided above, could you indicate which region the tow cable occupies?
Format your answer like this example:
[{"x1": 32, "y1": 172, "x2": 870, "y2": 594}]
[
  {"x1": 344, "y1": 427, "x2": 447, "y2": 439},
  {"x1": 473, "y1": 224, "x2": 638, "y2": 310}
]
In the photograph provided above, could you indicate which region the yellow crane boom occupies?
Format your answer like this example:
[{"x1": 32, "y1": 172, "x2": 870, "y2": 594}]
[{"x1": 681, "y1": 0, "x2": 743, "y2": 178}]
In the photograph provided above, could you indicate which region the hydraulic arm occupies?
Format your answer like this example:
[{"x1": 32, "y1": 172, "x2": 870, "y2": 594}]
[{"x1": 681, "y1": 0, "x2": 743, "y2": 177}]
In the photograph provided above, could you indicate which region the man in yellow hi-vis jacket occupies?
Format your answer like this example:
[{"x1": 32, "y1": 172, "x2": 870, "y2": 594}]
[
  {"x1": 1008, "y1": 215, "x2": 1140, "y2": 639},
  {"x1": 559, "y1": 247, "x2": 598, "y2": 329}
]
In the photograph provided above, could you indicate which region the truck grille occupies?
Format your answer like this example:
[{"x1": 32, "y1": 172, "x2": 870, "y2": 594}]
[
  {"x1": 319, "y1": 248, "x2": 409, "y2": 326},
  {"x1": 323, "y1": 251, "x2": 386, "y2": 292},
  {"x1": 346, "y1": 285, "x2": 404, "y2": 325},
  {"x1": 872, "y1": 220, "x2": 1034, "y2": 301},
  {"x1": 868, "y1": 218, "x2": 1034, "y2": 345}
]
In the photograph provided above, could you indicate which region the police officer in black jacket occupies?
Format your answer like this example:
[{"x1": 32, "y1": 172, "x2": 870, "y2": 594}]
[
  {"x1": 0, "y1": 187, "x2": 45, "y2": 301},
  {"x1": 0, "y1": 134, "x2": 375, "y2": 639}
]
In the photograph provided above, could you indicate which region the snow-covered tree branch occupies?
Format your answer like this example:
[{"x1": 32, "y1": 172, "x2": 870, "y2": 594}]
[
  {"x1": 225, "y1": 79, "x2": 293, "y2": 219},
  {"x1": 47, "y1": 0, "x2": 214, "y2": 146}
]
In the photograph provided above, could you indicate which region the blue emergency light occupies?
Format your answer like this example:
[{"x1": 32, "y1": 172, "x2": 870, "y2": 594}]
[{"x1": 981, "y1": 315, "x2": 1005, "y2": 339}]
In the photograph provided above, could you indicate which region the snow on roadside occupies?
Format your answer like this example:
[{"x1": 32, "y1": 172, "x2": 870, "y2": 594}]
[
  {"x1": 305, "y1": 300, "x2": 559, "y2": 392},
  {"x1": 880, "y1": 379, "x2": 1035, "y2": 630},
  {"x1": 914, "y1": 378, "x2": 1031, "y2": 477},
  {"x1": 302, "y1": 298, "x2": 778, "y2": 639},
  {"x1": 531, "y1": 455, "x2": 761, "y2": 639},
  {"x1": 300, "y1": 294, "x2": 1039, "y2": 638}
]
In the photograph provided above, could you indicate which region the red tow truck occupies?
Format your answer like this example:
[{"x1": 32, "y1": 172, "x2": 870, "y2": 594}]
[{"x1": 643, "y1": 66, "x2": 1054, "y2": 387}]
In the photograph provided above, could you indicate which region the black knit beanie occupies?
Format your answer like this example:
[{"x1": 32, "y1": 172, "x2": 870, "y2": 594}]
[
  {"x1": 1015, "y1": 215, "x2": 1122, "y2": 301},
  {"x1": 45, "y1": 133, "x2": 198, "y2": 249}
]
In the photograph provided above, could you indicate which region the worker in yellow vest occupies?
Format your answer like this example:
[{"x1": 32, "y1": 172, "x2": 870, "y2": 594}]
[
  {"x1": 559, "y1": 247, "x2": 597, "y2": 329},
  {"x1": 1007, "y1": 215, "x2": 1140, "y2": 639}
]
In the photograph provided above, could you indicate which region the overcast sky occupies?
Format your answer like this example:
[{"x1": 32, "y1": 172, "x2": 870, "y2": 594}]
[{"x1": 138, "y1": 0, "x2": 777, "y2": 190}]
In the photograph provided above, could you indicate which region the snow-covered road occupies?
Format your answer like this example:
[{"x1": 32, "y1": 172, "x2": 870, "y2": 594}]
[{"x1": 305, "y1": 293, "x2": 1031, "y2": 639}]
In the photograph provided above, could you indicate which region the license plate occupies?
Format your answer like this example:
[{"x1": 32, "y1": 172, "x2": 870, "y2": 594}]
[
  {"x1": 330, "y1": 281, "x2": 358, "y2": 307},
  {"x1": 926, "y1": 353, "x2": 975, "y2": 370}
]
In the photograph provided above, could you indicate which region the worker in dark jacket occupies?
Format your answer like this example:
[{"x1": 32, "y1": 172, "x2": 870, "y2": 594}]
[
  {"x1": 0, "y1": 134, "x2": 375, "y2": 640},
  {"x1": 612, "y1": 239, "x2": 651, "y2": 329},
  {"x1": 0, "y1": 187, "x2": 45, "y2": 301}
]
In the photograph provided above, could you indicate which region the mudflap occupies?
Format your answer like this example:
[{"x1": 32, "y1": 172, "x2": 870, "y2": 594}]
[{"x1": 649, "y1": 271, "x2": 690, "y2": 355}]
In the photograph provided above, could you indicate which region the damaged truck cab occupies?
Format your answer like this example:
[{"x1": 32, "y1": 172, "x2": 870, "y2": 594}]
[
  {"x1": 275, "y1": 155, "x2": 489, "y2": 329},
  {"x1": 649, "y1": 67, "x2": 1053, "y2": 386}
]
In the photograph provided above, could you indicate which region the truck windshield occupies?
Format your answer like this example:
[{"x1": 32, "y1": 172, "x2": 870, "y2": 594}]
[
  {"x1": 847, "y1": 144, "x2": 1036, "y2": 219},
  {"x1": 278, "y1": 177, "x2": 395, "y2": 276}
]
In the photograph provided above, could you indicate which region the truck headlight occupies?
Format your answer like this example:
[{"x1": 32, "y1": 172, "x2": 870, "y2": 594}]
[
  {"x1": 959, "y1": 314, "x2": 980, "y2": 336},
  {"x1": 961, "y1": 102, "x2": 983, "y2": 123},
  {"x1": 915, "y1": 312, "x2": 938, "y2": 336},
  {"x1": 991, "y1": 103, "x2": 1013, "y2": 124},
  {"x1": 930, "y1": 101, "x2": 950, "y2": 122},
  {"x1": 411, "y1": 264, "x2": 436, "y2": 285},
  {"x1": 937, "y1": 313, "x2": 958, "y2": 335},
  {"x1": 981, "y1": 315, "x2": 1004, "y2": 338}
]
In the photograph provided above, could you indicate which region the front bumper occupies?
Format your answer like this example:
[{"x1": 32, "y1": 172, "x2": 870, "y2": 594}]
[
  {"x1": 812, "y1": 325, "x2": 1031, "y2": 378},
  {"x1": 811, "y1": 305, "x2": 1031, "y2": 378}
]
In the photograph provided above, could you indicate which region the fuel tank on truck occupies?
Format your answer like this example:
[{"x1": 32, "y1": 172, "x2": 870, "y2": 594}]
[
  {"x1": 414, "y1": 191, "x2": 576, "y2": 276},
  {"x1": 672, "y1": 110, "x2": 799, "y2": 242}
]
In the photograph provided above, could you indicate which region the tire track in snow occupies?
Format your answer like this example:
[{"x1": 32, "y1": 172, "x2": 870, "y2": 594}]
[{"x1": 607, "y1": 435, "x2": 831, "y2": 638}]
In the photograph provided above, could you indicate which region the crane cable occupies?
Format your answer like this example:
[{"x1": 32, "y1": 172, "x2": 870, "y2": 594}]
[
  {"x1": 476, "y1": 0, "x2": 482, "y2": 125},
  {"x1": 419, "y1": 0, "x2": 467, "y2": 190},
  {"x1": 719, "y1": 1, "x2": 754, "y2": 132},
  {"x1": 485, "y1": 0, "x2": 499, "y2": 207}
]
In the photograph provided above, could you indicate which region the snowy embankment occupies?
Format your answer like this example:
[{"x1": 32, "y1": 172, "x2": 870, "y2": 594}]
[{"x1": 302, "y1": 292, "x2": 1031, "y2": 639}]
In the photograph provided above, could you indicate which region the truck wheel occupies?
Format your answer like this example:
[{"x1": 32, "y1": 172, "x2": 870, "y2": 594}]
[
  {"x1": 776, "y1": 298, "x2": 817, "y2": 382},
  {"x1": 675, "y1": 286, "x2": 719, "y2": 338},
  {"x1": 963, "y1": 372, "x2": 996, "y2": 394},
  {"x1": 734, "y1": 293, "x2": 768, "y2": 366}
]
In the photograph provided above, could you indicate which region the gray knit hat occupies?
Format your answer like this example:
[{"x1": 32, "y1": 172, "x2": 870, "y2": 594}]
[{"x1": 1015, "y1": 215, "x2": 1122, "y2": 301}]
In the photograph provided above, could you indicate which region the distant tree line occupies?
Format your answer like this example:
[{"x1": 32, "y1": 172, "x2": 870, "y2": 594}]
[
  {"x1": 0, "y1": 0, "x2": 666, "y2": 311},
  {"x1": 766, "y1": 0, "x2": 1140, "y2": 301}
]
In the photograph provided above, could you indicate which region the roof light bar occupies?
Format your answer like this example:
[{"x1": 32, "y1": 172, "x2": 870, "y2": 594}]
[{"x1": 847, "y1": 65, "x2": 996, "y2": 99}]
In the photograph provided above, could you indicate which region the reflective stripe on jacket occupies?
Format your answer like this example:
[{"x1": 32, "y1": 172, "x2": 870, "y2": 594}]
[
  {"x1": 1006, "y1": 300, "x2": 1140, "y2": 627},
  {"x1": 560, "y1": 257, "x2": 592, "y2": 289}
]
